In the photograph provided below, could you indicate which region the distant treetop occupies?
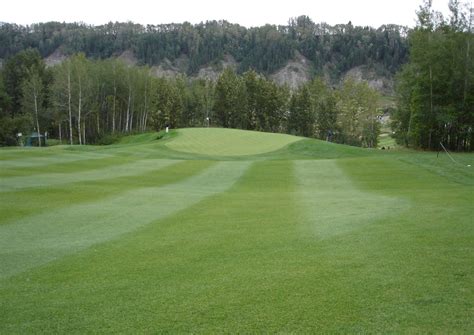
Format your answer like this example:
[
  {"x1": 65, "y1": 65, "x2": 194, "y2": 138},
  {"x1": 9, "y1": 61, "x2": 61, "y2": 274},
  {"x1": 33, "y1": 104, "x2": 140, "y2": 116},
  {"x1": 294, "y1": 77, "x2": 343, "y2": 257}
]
[{"x1": 0, "y1": 18, "x2": 409, "y2": 78}]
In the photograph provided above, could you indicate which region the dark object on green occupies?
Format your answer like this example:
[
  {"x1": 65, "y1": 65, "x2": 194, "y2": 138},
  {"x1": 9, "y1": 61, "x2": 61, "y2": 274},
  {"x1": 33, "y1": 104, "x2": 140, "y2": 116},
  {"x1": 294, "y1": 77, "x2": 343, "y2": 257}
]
[{"x1": 25, "y1": 132, "x2": 46, "y2": 147}]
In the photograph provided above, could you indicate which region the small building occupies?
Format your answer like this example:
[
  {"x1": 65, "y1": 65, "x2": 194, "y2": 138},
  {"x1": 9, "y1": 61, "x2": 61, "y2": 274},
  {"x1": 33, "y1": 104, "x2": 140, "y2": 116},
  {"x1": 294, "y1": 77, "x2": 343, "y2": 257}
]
[{"x1": 25, "y1": 132, "x2": 47, "y2": 147}]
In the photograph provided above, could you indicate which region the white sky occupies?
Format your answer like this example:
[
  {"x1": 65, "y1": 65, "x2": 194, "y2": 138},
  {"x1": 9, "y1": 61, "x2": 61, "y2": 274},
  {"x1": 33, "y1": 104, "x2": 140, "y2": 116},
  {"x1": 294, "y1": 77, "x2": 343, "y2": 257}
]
[{"x1": 2, "y1": 0, "x2": 452, "y2": 28}]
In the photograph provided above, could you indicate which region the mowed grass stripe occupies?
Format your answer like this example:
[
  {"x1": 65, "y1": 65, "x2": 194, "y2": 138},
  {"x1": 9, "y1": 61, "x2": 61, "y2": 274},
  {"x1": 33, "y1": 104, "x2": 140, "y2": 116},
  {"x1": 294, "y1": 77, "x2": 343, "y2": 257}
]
[
  {"x1": 0, "y1": 149, "x2": 112, "y2": 168},
  {"x1": 166, "y1": 128, "x2": 302, "y2": 156},
  {"x1": 0, "y1": 159, "x2": 180, "y2": 192},
  {"x1": 333, "y1": 157, "x2": 474, "y2": 332},
  {"x1": 0, "y1": 161, "x2": 250, "y2": 278},
  {"x1": 0, "y1": 159, "x2": 414, "y2": 333},
  {"x1": 0, "y1": 160, "x2": 300, "y2": 333},
  {"x1": 0, "y1": 160, "x2": 213, "y2": 225},
  {"x1": 294, "y1": 159, "x2": 409, "y2": 238},
  {"x1": 0, "y1": 155, "x2": 139, "y2": 178},
  {"x1": 0, "y1": 147, "x2": 72, "y2": 160}
]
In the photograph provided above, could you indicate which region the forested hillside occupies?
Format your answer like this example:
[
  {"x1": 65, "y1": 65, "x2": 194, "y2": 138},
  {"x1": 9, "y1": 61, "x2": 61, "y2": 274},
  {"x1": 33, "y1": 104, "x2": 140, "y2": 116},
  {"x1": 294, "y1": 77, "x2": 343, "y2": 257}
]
[
  {"x1": 0, "y1": 16, "x2": 409, "y2": 148},
  {"x1": 0, "y1": 17, "x2": 408, "y2": 79}
]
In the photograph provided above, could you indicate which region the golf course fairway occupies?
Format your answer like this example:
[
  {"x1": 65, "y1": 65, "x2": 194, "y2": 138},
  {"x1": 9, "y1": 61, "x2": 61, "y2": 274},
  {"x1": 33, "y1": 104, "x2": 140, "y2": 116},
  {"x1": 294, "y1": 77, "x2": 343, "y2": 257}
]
[{"x1": 1, "y1": 128, "x2": 473, "y2": 333}]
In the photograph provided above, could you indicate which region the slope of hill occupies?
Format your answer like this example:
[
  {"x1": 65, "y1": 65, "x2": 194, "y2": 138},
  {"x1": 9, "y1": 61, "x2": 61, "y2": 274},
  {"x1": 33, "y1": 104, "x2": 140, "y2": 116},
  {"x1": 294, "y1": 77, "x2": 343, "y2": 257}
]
[
  {"x1": 0, "y1": 19, "x2": 408, "y2": 90},
  {"x1": 270, "y1": 51, "x2": 313, "y2": 89},
  {"x1": 40, "y1": 47, "x2": 394, "y2": 92}
]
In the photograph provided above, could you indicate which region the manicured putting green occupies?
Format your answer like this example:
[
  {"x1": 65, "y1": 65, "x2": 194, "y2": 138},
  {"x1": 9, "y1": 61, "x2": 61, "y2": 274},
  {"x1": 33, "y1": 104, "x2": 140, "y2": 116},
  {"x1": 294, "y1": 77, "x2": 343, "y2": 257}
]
[{"x1": 166, "y1": 127, "x2": 302, "y2": 156}]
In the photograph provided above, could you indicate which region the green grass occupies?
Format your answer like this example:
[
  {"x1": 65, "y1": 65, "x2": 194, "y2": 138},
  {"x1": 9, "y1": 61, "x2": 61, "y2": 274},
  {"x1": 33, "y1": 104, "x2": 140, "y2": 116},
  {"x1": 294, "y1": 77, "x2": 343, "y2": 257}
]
[
  {"x1": 166, "y1": 128, "x2": 301, "y2": 156},
  {"x1": 378, "y1": 132, "x2": 398, "y2": 149},
  {"x1": 1, "y1": 127, "x2": 473, "y2": 333}
]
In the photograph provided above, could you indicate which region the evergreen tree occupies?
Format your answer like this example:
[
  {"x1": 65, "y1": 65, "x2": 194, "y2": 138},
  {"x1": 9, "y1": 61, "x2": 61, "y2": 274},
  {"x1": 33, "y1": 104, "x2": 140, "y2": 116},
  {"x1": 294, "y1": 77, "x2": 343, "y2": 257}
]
[
  {"x1": 213, "y1": 68, "x2": 247, "y2": 129},
  {"x1": 288, "y1": 85, "x2": 314, "y2": 137},
  {"x1": 308, "y1": 78, "x2": 338, "y2": 141},
  {"x1": 3, "y1": 49, "x2": 45, "y2": 118},
  {"x1": 149, "y1": 78, "x2": 183, "y2": 130}
]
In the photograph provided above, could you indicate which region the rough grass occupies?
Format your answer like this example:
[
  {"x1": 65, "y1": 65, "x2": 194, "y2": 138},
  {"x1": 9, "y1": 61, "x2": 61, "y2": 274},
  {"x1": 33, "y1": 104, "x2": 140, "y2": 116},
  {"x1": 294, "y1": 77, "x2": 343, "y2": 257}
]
[{"x1": 0, "y1": 128, "x2": 473, "y2": 333}]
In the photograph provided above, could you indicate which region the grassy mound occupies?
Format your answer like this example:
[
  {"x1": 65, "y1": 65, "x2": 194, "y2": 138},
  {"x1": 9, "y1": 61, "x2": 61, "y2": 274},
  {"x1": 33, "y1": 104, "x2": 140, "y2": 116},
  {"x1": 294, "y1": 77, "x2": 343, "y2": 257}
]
[{"x1": 165, "y1": 128, "x2": 302, "y2": 156}]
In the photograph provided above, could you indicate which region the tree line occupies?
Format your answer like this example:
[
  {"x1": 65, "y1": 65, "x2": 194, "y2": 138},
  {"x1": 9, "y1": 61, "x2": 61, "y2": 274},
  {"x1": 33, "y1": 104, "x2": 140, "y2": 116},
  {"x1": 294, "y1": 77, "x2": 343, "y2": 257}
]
[
  {"x1": 1, "y1": 0, "x2": 472, "y2": 151},
  {"x1": 392, "y1": 0, "x2": 473, "y2": 151},
  {"x1": 0, "y1": 49, "x2": 380, "y2": 147},
  {"x1": 0, "y1": 18, "x2": 408, "y2": 78}
]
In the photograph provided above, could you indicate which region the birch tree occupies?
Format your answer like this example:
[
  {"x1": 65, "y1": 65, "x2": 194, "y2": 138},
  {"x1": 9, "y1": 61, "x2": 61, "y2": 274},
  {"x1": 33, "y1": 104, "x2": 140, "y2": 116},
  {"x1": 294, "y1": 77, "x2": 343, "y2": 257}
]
[
  {"x1": 52, "y1": 59, "x2": 74, "y2": 144},
  {"x1": 336, "y1": 79, "x2": 379, "y2": 147},
  {"x1": 22, "y1": 69, "x2": 44, "y2": 146},
  {"x1": 71, "y1": 54, "x2": 90, "y2": 144}
]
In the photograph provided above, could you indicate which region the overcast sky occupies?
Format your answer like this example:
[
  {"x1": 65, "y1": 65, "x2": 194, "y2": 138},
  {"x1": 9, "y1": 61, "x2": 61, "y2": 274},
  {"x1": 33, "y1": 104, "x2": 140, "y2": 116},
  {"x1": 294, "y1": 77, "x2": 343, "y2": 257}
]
[{"x1": 3, "y1": 0, "x2": 452, "y2": 28}]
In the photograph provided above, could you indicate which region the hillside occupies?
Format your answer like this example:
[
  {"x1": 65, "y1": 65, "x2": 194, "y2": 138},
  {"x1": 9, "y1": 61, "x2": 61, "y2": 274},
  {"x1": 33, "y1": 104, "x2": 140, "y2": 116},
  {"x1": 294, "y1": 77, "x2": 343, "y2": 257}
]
[
  {"x1": 39, "y1": 46, "x2": 394, "y2": 92},
  {"x1": 0, "y1": 18, "x2": 408, "y2": 90}
]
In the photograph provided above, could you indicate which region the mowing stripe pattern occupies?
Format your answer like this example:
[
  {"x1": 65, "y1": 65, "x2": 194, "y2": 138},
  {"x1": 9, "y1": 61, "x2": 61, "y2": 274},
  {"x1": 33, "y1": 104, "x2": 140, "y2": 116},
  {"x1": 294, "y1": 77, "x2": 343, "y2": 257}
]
[
  {"x1": 0, "y1": 159, "x2": 179, "y2": 191},
  {"x1": 0, "y1": 159, "x2": 250, "y2": 278},
  {"x1": 0, "y1": 129, "x2": 472, "y2": 333},
  {"x1": 294, "y1": 159, "x2": 410, "y2": 238}
]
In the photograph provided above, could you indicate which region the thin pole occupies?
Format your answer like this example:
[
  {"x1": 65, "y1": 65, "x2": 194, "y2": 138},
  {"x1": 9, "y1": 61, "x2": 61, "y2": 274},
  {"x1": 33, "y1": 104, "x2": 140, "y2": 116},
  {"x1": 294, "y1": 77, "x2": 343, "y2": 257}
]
[{"x1": 439, "y1": 142, "x2": 458, "y2": 164}]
